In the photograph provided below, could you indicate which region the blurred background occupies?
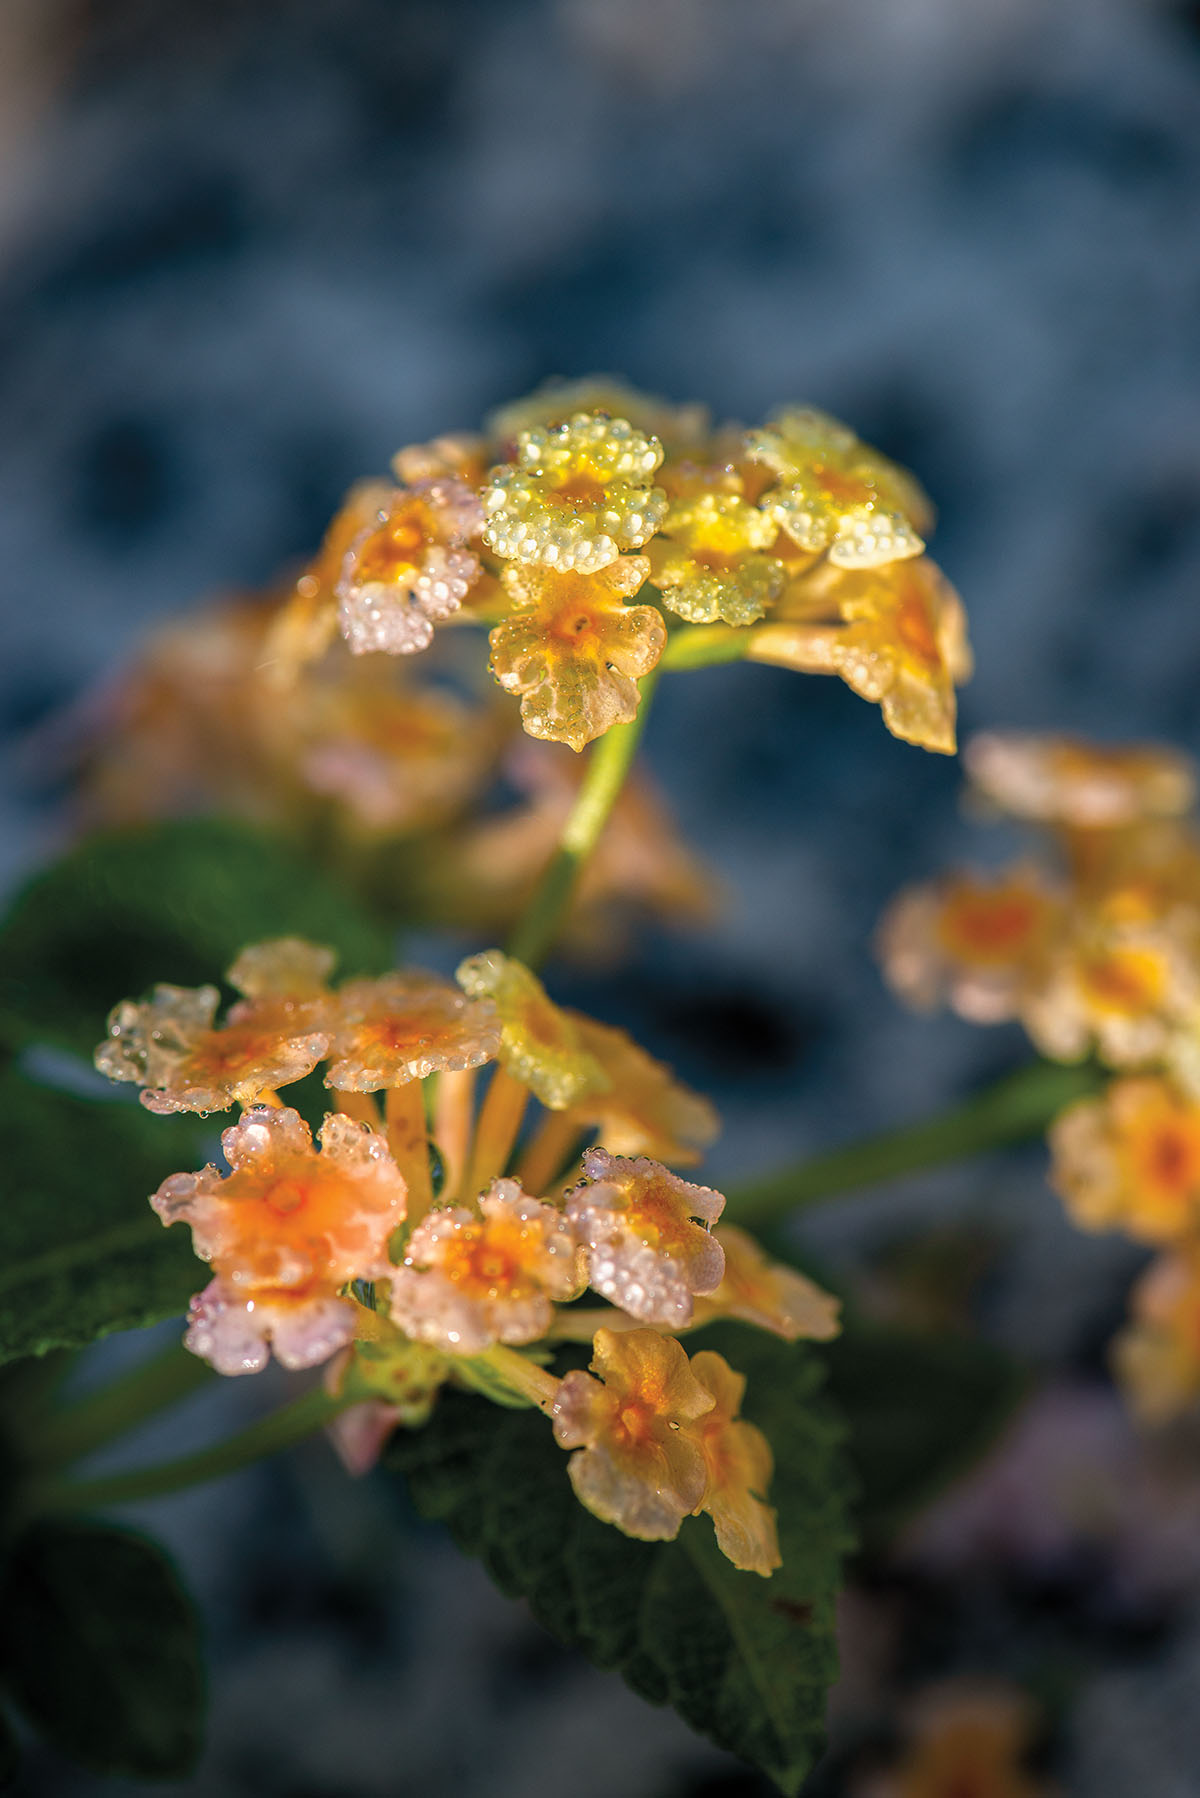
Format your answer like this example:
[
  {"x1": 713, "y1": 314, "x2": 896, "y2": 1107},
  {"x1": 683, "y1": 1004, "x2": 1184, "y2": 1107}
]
[{"x1": 2, "y1": 0, "x2": 1200, "y2": 1792}]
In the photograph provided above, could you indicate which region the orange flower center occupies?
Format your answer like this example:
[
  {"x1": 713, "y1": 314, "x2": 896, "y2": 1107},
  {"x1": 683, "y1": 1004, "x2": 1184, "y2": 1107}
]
[
  {"x1": 810, "y1": 463, "x2": 872, "y2": 508},
  {"x1": 550, "y1": 474, "x2": 607, "y2": 510},
  {"x1": 1129, "y1": 1115, "x2": 1200, "y2": 1203},
  {"x1": 936, "y1": 887, "x2": 1042, "y2": 963},
  {"x1": 220, "y1": 1155, "x2": 377, "y2": 1284},
  {"x1": 628, "y1": 1180, "x2": 693, "y2": 1250},
  {"x1": 1078, "y1": 946, "x2": 1166, "y2": 1016},
  {"x1": 353, "y1": 507, "x2": 430, "y2": 584},
  {"x1": 186, "y1": 1015, "x2": 305, "y2": 1086},
  {"x1": 433, "y1": 1219, "x2": 542, "y2": 1298}
]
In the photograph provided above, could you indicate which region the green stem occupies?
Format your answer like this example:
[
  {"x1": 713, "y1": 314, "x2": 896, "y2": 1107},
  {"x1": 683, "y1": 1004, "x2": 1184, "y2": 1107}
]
[
  {"x1": 32, "y1": 1341, "x2": 215, "y2": 1470},
  {"x1": 506, "y1": 667, "x2": 662, "y2": 969},
  {"x1": 659, "y1": 626, "x2": 751, "y2": 671},
  {"x1": 728, "y1": 1059, "x2": 1105, "y2": 1232},
  {"x1": 32, "y1": 1386, "x2": 349, "y2": 1515}
]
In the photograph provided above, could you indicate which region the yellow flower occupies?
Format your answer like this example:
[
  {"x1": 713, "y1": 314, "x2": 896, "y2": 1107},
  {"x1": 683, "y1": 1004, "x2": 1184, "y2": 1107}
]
[
  {"x1": 391, "y1": 433, "x2": 490, "y2": 488},
  {"x1": 482, "y1": 412, "x2": 667, "y2": 573},
  {"x1": 95, "y1": 977, "x2": 332, "y2": 1116},
  {"x1": 566, "y1": 1148, "x2": 725, "y2": 1325},
  {"x1": 226, "y1": 937, "x2": 336, "y2": 1002},
  {"x1": 1020, "y1": 910, "x2": 1200, "y2": 1070},
  {"x1": 324, "y1": 970, "x2": 501, "y2": 1092},
  {"x1": 876, "y1": 865, "x2": 1064, "y2": 1024},
  {"x1": 337, "y1": 479, "x2": 483, "y2": 656},
  {"x1": 1050, "y1": 1076, "x2": 1200, "y2": 1243},
  {"x1": 455, "y1": 949, "x2": 606, "y2": 1108},
  {"x1": 551, "y1": 1326, "x2": 714, "y2": 1540},
  {"x1": 561, "y1": 1012, "x2": 720, "y2": 1165},
  {"x1": 745, "y1": 406, "x2": 931, "y2": 568},
  {"x1": 698, "y1": 1224, "x2": 840, "y2": 1342},
  {"x1": 265, "y1": 480, "x2": 397, "y2": 685},
  {"x1": 151, "y1": 1105, "x2": 407, "y2": 1374},
  {"x1": 1113, "y1": 1242, "x2": 1200, "y2": 1423},
  {"x1": 488, "y1": 379, "x2": 708, "y2": 457},
  {"x1": 389, "y1": 1178, "x2": 583, "y2": 1353},
  {"x1": 489, "y1": 556, "x2": 664, "y2": 752},
  {"x1": 689, "y1": 1350, "x2": 780, "y2": 1576},
  {"x1": 749, "y1": 557, "x2": 972, "y2": 754},
  {"x1": 965, "y1": 731, "x2": 1198, "y2": 829},
  {"x1": 648, "y1": 489, "x2": 783, "y2": 626}
]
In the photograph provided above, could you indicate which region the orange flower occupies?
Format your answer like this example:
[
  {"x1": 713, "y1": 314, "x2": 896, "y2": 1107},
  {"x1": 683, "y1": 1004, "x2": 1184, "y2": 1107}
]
[
  {"x1": 95, "y1": 976, "x2": 332, "y2": 1116},
  {"x1": 551, "y1": 1327, "x2": 714, "y2": 1540},
  {"x1": 699, "y1": 1224, "x2": 840, "y2": 1341},
  {"x1": 566, "y1": 1148, "x2": 725, "y2": 1325},
  {"x1": 265, "y1": 479, "x2": 395, "y2": 684},
  {"x1": 749, "y1": 558, "x2": 971, "y2": 754},
  {"x1": 561, "y1": 1013, "x2": 719, "y2": 1165},
  {"x1": 863, "y1": 1684, "x2": 1049, "y2": 1798},
  {"x1": 1113, "y1": 1242, "x2": 1200, "y2": 1423},
  {"x1": 151, "y1": 1105, "x2": 407, "y2": 1373},
  {"x1": 745, "y1": 406, "x2": 930, "y2": 568},
  {"x1": 1020, "y1": 911, "x2": 1200, "y2": 1070},
  {"x1": 455, "y1": 950, "x2": 606, "y2": 1109},
  {"x1": 966, "y1": 731, "x2": 1198, "y2": 830},
  {"x1": 689, "y1": 1350, "x2": 780, "y2": 1576},
  {"x1": 324, "y1": 971, "x2": 501, "y2": 1092},
  {"x1": 482, "y1": 411, "x2": 667, "y2": 572},
  {"x1": 391, "y1": 433, "x2": 490, "y2": 488},
  {"x1": 877, "y1": 866, "x2": 1063, "y2": 1024},
  {"x1": 489, "y1": 556, "x2": 664, "y2": 752},
  {"x1": 226, "y1": 937, "x2": 336, "y2": 1002},
  {"x1": 337, "y1": 479, "x2": 483, "y2": 656},
  {"x1": 389, "y1": 1178, "x2": 582, "y2": 1353},
  {"x1": 1049, "y1": 1076, "x2": 1200, "y2": 1243}
]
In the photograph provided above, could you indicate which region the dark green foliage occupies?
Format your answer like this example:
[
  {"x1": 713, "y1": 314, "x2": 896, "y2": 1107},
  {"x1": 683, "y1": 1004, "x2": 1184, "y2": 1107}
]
[
  {"x1": 0, "y1": 1521, "x2": 204, "y2": 1779},
  {"x1": 0, "y1": 817, "x2": 395, "y2": 1057},
  {"x1": 387, "y1": 1324, "x2": 853, "y2": 1795},
  {"x1": 0, "y1": 1066, "x2": 208, "y2": 1366},
  {"x1": 825, "y1": 1319, "x2": 1026, "y2": 1550}
]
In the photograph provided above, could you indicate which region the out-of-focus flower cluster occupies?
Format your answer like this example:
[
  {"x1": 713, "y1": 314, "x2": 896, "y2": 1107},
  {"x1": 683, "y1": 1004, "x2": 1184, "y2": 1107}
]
[
  {"x1": 98, "y1": 938, "x2": 839, "y2": 1576},
  {"x1": 853, "y1": 1682, "x2": 1055, "y2": 1798},
  {"x1": 878, "y1": 731, "x2": 1200, "y2": 1423}
]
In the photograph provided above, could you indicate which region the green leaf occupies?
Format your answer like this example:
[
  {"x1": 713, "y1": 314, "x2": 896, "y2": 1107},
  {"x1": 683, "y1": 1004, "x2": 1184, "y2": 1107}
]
[
  {"x1": 386, "y1": 1324, "x2": 853, "y2": 1795},
  {"x1": 0, "y1": 1066, "x2": 208, "y2": 1366},
  {"x1": 0, "y1": 817, "x2": 395, "y2": 1057},
  {"x1": 824, "y1": 1319, "x2": 1026, "y2": 1549},
  {"x1": 0, "y1": 1519, "x2": 204, "y2": 1778}
]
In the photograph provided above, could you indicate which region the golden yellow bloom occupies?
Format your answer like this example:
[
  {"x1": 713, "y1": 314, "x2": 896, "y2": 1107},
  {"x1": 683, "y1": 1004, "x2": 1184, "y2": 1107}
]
[
  {"x1": 566, "y1": 1148, "x2": 725, "y2": 1325},
  {"x1": 391, "y1": 433, "x2": 490, "y2": 488},
  {"x1": 562, "y1": 1013, "x2": 719, "y2": 1165},
  {"x1": 95, "y1": 980, "x2": 332, "y2": 1115},
  {"x1": 865, "y1": 1684, "x2": 1048, "y2": 1798},
  {"x1": 324, "y1": 971, "x2": 501, "y2": 1092},
  {"x1": 699, "y1": 1224, "x2": 840, "y2": 1341},
  {"x1": 337, "y1": 479, "x2": 483, "y2": 656},
  {"x1": 648, "y1": 488, "x2": 783, "y2": 626},
  {"x1": 482, "y1": 412, "x2": 667, "y2": 573},
  {"x1": 264, "y1": 480, "x2": 397, "y2": 686},
  {"x1": 551, "y1": 1327, "x2": 714, "y2": 1540},
  {"x1": 1021, "y1": 911, "x2": 1200, "y2": 1070},
  {"x1": 1113, "y1": 1242, "x2": 1200, "y2": 1423},
  {"x1": 688, "y1": 1350, "x2": 780, "y2": 1577},
  {"x1": 489, "y1": 556, "x2": 663, "y2": 752},
  {"x1": 226, "y1": 937, "x2": 336, "y2": 1002},
  {"x1": 389, "y1": 1178, "x2": 582, "y2": 1353},
  {"x1": 749, "y1": 558, "x2": 971, "y2": 754},
  {"x1": 745, "y1": 406, "x2": 930, "y2": 569},
  {"x1": 966, "y1": 731, "x2": 1198, "y2": 829},
  {"x1": 877, "y1": 866, "x2": 1064, "y2": 1024},
  {"x1": 488, "y1": 379, "x2": 708, "y2": 457},
  {"x1": 151, "y1": 1105, "x2": 407, "y2": 1374},
  {"x1": 1050, "y1": 1075, "x2": 1200, "y2": 1243},
  {"x1": 455, "y1": 949, "x2": 606, "y2": 1108}
]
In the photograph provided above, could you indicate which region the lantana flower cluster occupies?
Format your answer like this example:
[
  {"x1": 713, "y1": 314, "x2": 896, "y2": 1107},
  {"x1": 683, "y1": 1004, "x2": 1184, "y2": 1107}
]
[
  {"x1": 97, "y1": 938, "x2": 839, "y2": 1577},
  {"x1": 877, "y1": 730, "x2": 1200, "y2": 1421},
  {"x1": 258, "y1": 377, "x2": 972, "y2": 756}
]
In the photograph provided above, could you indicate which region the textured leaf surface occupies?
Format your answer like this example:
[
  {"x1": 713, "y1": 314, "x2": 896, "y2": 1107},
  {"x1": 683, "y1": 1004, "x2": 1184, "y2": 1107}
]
[
  {"x1": 0, "y1": 1066, "x2": 208, "y2": 1365},
  {"x1": 0, "y1": 1520, "x2": 204, "y2": 1778},
  {"x1": 825, "y1": 1319, "x2": 1026, "y2": 1548},
  {"x1": 0, "y1": 817, "x2": 395, "y2": 1057},
  {"x1": 387, "y1": 1324, "x2": 853, "y2": 1794}
]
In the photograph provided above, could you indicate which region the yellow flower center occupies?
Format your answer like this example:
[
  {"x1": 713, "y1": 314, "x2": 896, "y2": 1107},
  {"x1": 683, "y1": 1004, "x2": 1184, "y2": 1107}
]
[
  {"x1": 1078, "y1": 946, "x2": 1166, "y2": 1016},
  {"x1": 936, "y1": 886, "x2": 1043, "y2": 963}
]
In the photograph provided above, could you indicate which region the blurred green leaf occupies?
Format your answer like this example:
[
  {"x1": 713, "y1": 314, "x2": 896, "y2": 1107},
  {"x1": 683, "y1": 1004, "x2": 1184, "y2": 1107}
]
[
  {"x1": 0, "y1": 1066, "x2": 208, "y2": 1366},
  {"x1": 0, "y1": 1520, "x2": 204, "y2": 1778},
  {"x1": 0, "y1": 817, "x2": 395, "y2": 1057},
  {"x1": 387, "y1": 1324, "x2": 853, "y2": 1795}
]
